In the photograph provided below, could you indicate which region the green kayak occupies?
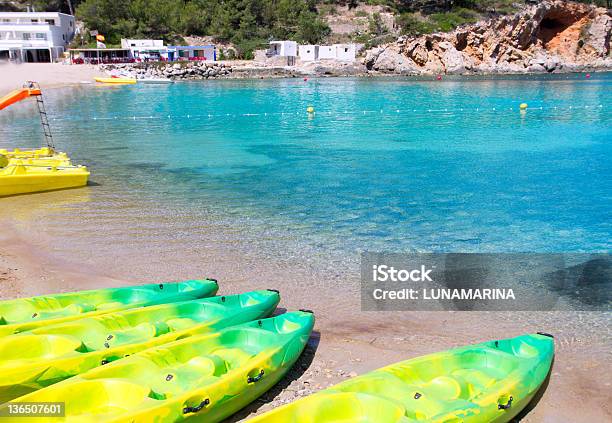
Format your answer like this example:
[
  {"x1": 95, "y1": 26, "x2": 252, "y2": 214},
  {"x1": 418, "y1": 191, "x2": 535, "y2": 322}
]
[
  {"x1": 0, "y1": 279, "x2": 218, "y2": 337},
  {"x1": 0, "y1": 289, "x2": 280, "y2": 402},
  {"x1": 249, "y1": 333, "x2": 554, "y2": 423},
  {"x1": 2, "y1": 311, "x2": 315, "y2": 423}
]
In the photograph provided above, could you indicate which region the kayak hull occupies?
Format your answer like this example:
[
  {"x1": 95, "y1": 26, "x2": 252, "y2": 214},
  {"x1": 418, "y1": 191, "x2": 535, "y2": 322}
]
[
  {"x1": 0, "y1": 279, "x2": 218, "y2": 337},
  {"x1": 2, "y1": 311, "x2": 314, "y2": 423},
  {"x1": 249, "y1": 333, "x2": 554, "y2": 423},
  {"x1": 0, "y1": 290, "x2": 279, "y2": 402}
]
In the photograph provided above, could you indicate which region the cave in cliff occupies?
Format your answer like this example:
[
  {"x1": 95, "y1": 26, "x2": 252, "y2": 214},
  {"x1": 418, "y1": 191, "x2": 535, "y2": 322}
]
[{"x1": 536, "y1": 7, "x2": 589, "y2": 56}]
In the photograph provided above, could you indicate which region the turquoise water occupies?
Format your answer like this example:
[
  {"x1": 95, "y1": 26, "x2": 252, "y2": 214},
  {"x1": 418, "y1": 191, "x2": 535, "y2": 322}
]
[{"x1": 1, "y1": 74, "x2": 610, "y2": 268}]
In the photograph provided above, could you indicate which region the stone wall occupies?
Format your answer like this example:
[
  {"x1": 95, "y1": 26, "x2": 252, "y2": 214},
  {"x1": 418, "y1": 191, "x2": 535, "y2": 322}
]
[{"x1": 100, "y1": 61, "x2": 232, "y2": 80}]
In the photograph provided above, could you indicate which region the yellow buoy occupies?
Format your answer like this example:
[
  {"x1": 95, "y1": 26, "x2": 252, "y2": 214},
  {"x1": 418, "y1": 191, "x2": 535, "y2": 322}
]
[
  {"x1": 519, "y1": 103, "x2": 528, "y2": 110},
  {"x1": 306, "y1": 106, "x2": 315, "y2": 114}
]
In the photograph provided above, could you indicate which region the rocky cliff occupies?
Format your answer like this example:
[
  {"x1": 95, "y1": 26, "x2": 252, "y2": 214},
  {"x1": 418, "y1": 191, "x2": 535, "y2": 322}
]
[{"x1": 365, "y1": 1, "x2": 612, "y2": 74}]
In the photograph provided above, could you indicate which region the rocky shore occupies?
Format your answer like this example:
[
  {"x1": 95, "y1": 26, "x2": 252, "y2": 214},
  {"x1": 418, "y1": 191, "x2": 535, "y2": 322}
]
[
  {"x1": 100, "y1": 61, "x2": 234, "y2": 80},
  {"x1": 99, "y1": 60, "x2": 368, "y2": 80},
  {"x1": 365, "y1": 0, "x2": 612, "y2": 75}
]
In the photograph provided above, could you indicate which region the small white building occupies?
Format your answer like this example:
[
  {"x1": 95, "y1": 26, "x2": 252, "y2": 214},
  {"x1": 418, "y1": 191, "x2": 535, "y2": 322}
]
[
  {"x1": 268, "y1": 40, "x2": 297, "y2": 57},
  {"x1": 334, "y1": 44, "x2": 357, "y2": 61},
  {"x1": 298, "y1": 43, "x2": 357, "y2": 62},
  {"x1": 0, "y1": 12, "x2": 75, "y2": 62},
  {"x1": 298, "y1": 45, "x2": 317, "y2": 61},
  {"x1": 317, "y1": 45, "x2": 335, "y2": 60},
  {"x1": 121, "y1": 39, "x2": 167, "y2": 60}
]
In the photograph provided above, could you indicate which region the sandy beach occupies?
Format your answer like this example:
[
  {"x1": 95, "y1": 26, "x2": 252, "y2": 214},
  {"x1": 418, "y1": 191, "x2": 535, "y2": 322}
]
[
  {"x1": 0, "y1": 63, "x2": 100, "y2": 92},
  {"x1": 0, "y1": 216, "x2": 609, "y2": 422}
]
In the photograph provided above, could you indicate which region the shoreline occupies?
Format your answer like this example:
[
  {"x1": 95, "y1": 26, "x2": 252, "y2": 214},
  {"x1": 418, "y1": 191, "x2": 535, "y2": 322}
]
[
  {"x1": 1, "y1": 62, "x2": 610, "y2": 94},
  {"x1": 0, "y1": 212, "x2": 610, "y2": 422},
  {"x1": 102, "y1": 60, "x2": 611, "y2": 81}
]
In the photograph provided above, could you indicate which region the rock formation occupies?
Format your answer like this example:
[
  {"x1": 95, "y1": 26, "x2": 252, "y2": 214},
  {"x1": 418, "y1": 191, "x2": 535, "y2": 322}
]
[
  {"x1": 365, "y1": 0, "x2": 612, "y2": 74},
  {"x1": 100, "y1": 61, "x2": 233, "y2": 80}
]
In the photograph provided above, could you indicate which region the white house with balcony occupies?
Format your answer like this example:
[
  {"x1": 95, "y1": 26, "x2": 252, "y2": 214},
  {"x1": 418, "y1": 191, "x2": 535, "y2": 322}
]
[{"x1": 0, "y1": 12, "x2": 75, "y2": 62}]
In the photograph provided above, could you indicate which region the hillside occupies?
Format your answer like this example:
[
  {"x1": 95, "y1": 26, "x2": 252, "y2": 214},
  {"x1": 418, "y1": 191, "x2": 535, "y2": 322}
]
[{"x1": 2, "y1": 1, "x2": 610, "y2": 60}]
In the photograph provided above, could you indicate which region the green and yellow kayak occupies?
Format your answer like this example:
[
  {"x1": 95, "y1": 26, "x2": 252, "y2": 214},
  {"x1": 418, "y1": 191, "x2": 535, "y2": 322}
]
[
  {"x1": 0, "y1": 290, "x2": 280, "y2": 402},
  {"x1": 0, "y1": 279, "x2": 218, "y2": 337},
  {"x1": 2, "y1": 310, "x2": 315, "y2": 422},
  {"x1": 249, "y1": 333, "x2": 554, "y2": 423}
]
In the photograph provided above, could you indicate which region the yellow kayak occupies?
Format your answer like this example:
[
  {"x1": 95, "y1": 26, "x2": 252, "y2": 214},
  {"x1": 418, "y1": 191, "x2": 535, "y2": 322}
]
[
  {"x1": 0, "y1": 156, "x2": 89, "y2": 197},
  {"x1": 94, "y1": 77, "x2": 137, "y2": 84},
  {"x1": 0, "y1": 290, "x2": 279, "y2": 402},
  {"x1": 249, "y1": 333, "x2": 554, "y2": 423},
  {"x1": 1, "y1": 311, "x2": 315, "y2": 422}
]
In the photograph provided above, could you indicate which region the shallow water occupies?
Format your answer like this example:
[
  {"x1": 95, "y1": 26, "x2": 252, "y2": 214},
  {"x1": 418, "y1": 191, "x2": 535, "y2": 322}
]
[{"x1": 0, "y1": 74, "x2": 610, "y2": 285}]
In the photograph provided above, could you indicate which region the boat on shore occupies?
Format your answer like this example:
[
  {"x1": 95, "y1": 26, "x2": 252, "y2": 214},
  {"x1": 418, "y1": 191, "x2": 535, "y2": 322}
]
[
  {"x1": 2, "y1": 311, "x2": 314, "y2": 422},
  {"x1": 0, "y1": 279, "x2": 218, "y2": 337},
  {"x1": 94, "y1": 77, "x2": 137, "y2": 84},
  {"x1": 0, "y1": 290, "x2": 279, "y2": 402},
  {"x1": 250, "y1": 333, "x2": 554, "y2": 423}
]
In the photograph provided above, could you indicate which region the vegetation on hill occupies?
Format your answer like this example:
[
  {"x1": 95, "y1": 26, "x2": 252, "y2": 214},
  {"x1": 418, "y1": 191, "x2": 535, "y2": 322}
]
[
  {"x1": 2, "y1": 0, "x2": 610, "y2": 58},
  {"x1": 74, "y1": 0, "x2": 331, "y2": 58}
]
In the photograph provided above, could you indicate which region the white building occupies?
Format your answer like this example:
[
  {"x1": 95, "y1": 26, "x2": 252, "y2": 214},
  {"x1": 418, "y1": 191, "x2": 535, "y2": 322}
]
[
  {"x1": 268, "y1": 40, "x2": 297, "y2": 57},
  {"x1": 298, "y1": 43, "x2": 357, "y2": 62},
  {"x1": 121, "y1": 39, "x2": 167, "y2": 60},
  {"x1": 0, "y1": 12, "x2": 75, "y2": 62},
  {"x1": 334, "y1": 44, "x2": 357, "y2": 61},
  {"x1": 317, "y1": 45, "x2": 335, "y2": 60},
  {"x1": 298, "y1": 45, "x2": 317, "y2": 61}
]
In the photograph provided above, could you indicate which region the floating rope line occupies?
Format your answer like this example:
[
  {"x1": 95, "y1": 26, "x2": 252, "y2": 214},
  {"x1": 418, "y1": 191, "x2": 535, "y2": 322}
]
[{"x1": 26, "y1": 103, "x2": 606, "y2": 123}]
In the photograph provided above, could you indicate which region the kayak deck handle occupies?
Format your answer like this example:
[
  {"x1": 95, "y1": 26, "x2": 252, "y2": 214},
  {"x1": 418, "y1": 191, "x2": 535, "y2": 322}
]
[
  {"x1": 247, "y1": 369, "x2": 265, "y2": 383},
  {"x1": 183, "y1": 398, "x2": 210, "y2": 414},
  {"x1": 498, "y1": 396, "x2": 513, "y2": 410},
  {"x1": 537, "y1": 332, "x2": 554, "y2": 338}
]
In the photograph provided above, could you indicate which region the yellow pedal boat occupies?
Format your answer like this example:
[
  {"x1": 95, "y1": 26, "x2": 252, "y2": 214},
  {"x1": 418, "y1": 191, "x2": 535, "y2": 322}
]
[
  {"x1": 0, "y1": 156, "x2": 89, "y2": 197},
  {"x1": 0, "y1": 147, "x2": 72, "y2": 166},
  {"x1": 94, "y1": 77, "x2": 137, "y2": 84},
  {"x1": 0, "y1": 82, "x2": 90, "y2": 197}
]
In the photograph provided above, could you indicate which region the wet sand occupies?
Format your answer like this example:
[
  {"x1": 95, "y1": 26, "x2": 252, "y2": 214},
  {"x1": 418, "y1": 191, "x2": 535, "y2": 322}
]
[{"x1": 0, "y1": 219, "x2": 609, "y2": 422}]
